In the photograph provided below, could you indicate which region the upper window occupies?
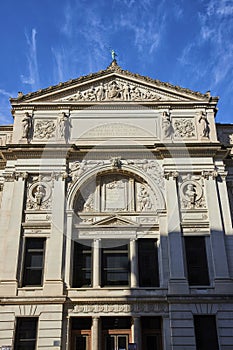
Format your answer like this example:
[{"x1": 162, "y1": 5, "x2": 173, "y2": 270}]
[
  {"x1": 101, "y1": 241, "x2": 130, "y2": 287},
  {"x1": 14, "y1": 317, "x2": 38, "y2": 350},
  {"x1": 22, "y1": 238, "x2": 45, "y2": 287},
  {"x1": 184, "y1": 236, "x2": 209, "y2": 286},
  {"x1": 72, "y1": 241, "x2": 92, "y2": 288},
  {"x1": 138, "y1": 239, "x2": 159, "y2": 287}
]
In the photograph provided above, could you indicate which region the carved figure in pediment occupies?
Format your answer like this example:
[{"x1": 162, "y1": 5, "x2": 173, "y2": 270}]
[
  {"x1": 199, "y1": 111, "x2": 210, "y2": 138},
  {"x1": 107, "y1": 81, "x2": 121, "y2": 99},
  {"x1": 122, "y1": 82, "x2": 131, "y2": 100},
  {"x1": 96, "y1": 83, "x2": 105, "y2": 101},
  {"x1": 83, "y1": 86, "x2": 96, "y2": 101},
  {"x1": 22, "y1": 112, "x2": 32, "y2": 140}
]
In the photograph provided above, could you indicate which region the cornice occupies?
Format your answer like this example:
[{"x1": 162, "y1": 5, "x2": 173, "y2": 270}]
[
  {"x1": 10, "y1": 62, "x2": 216, "y2": 104},
  {"x1": 11, "y1": 100, "x2": 218, "y2": 112}
]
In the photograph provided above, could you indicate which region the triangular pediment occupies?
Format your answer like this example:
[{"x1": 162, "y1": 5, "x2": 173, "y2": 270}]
[
  {"x1": 11, "y1": 62, "x2": 212, "y2": 105},
  {"x1": 93, "y1": 215, "x2": 138, "y2": 227}
]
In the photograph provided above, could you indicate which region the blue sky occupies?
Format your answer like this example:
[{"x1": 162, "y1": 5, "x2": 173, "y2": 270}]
[{"x1": 0, "y1": 0, "x2": 232, "y2": 125}]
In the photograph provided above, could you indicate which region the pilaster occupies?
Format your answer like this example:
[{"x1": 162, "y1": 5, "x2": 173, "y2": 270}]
[
  {"x1": 44, "y1": 173, "x2": 65, "y2": 295},
  {"x1": 130, "y1": 238, "x2": 138, "y2": 288},
  {"x1": 0, "y1": 172, "x2": 27, "y2": 296},
  {"x1": 203, "y1": 170, "x2": 232, "y2": 293},
  {"x1": 165, "y1": 171, "x2": 189, "y2": 294},
  {"x1": 93, "y1": 239, "x2": 101, "y2": 288}
]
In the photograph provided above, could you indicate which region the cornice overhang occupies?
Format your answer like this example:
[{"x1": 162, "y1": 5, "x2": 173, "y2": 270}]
[
  {"x1": 0, "y1": 142, "x2": 229, "y2": 162},
  {"x1": 10, "y1": 62, "x2": 217, "y2": 104}
]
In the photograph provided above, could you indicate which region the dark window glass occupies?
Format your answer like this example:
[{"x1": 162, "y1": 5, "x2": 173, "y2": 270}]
[
  {"x1": 14, "y1": 317, "x2": 38, "y2": 350},
  {"x1": 22, "y1": 238, "x2": 45, "y2": 286},
  {"x1": 102, "y1": 317, "x2": 131, "y2": 330},
  {"x1": 72, "y1": 242, "x2": 92, "y2": 288},
  {"x1": 141, "y1": 317, "x2": 163, "y2": 350},
  {"x1": 102, "y1": 243, "x2": 129, "y2": 286},
  {"x1": 184, "y1": 237, "x2": 210, "y2": 286},
  {"x1": 138, "y1": 239, "x2": 159, "y2": 287},
  {"x1": 71, "y1": 317, "x2": 92, "y2": 330},
  {"x1": 194, "y1": 316, "x2": 219, "y2": 350}
]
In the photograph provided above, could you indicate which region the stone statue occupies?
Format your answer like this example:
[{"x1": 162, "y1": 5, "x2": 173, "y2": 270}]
[
  {"x1": 162, "y1": 111, "x2": 172, "y2": 138},
  {"x1": 184, "y1": 183, "x2": 197, "y2": 206},
  {"x1": 111, "y1": 49, "x2": 117, "y2": 61},
  {"x1": 199, "y1": 112, "x2": 210, "y2": 138},
  {"x1": 58, "y1": 112, "x2": 71, "y2": 142},
  {"x1": 34, "y1": 184, "x2": 45, "y2": 206},
  {"x1": 138, "y1": 184, "x2": 152, "y2": 211},
  {"x1": 96, "y1": 83, "x2": 105, "y2": 101},
  {"x1": 22, "y1": 112, "x2": 32, "y2": 140}
]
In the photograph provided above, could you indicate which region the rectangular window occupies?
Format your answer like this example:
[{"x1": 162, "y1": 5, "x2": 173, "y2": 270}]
[
  {"x1": 194, "y1": 315, "x2": 219, "y2": 350},
  {"x1": 184, "y1": 236, "x2": 210, "y2": 286},
  {"x1": 102, "y1": 241, "x2": 129, "y2": 286},
  {"x1": 72, "y1": 241, "x2": 92, "y2": 288},
  {"x1": 14, "y1": 317, "x2": 38, "y2": 350},
  {"x1": 22, "y1": 238, "x2": 45, "y2": 287},
  {"x1": 138, "y1": 239, "x2": 159, "y2": 287}
]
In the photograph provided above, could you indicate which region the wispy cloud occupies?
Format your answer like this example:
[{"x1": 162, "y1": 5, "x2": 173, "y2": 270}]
[
  {"x1": 20, "y1": 28, "x2": 40, "y2": 90},
  {"x1": 178, "y1": 0, "x2": 233, "y2": 90},
  {"x1": 61, "y1": 2, "x2": 73, "y2": 38}
]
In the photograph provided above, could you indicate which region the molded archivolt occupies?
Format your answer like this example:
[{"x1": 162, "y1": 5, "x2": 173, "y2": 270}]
[{"x1": 67, "y1": 163, "x2": 166, "y2": 214}]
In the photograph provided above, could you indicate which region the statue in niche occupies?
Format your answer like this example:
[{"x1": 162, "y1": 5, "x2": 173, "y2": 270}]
[
  {"x1": 22, "y1": 112, "x2": 32, "y2": 140},
  {"x1": 199, "y1": 111, "x2": 210, "y2": 138},
  {"x1": 184, "y1": 183, "x2": 197, "y2": 206},
  {"x1": 34, "y1": 184, "x2": 45, "y2": 206},
  {"x1": 162, "y1": 111, "x2": 173, "y2": 138},
  {"x1": 58, "y1": 112, "x2": 71, "y2": 142},
  {"x1": 138, "y1": 184, "x2": 153, "y2": 211}
]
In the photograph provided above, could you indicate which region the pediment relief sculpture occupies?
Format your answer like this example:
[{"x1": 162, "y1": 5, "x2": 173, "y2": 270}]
[{"x1": 57, "y1": 78, "x2": 181, "y2": 103}]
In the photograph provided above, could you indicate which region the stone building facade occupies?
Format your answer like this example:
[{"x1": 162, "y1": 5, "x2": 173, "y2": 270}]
[{"x1": 0, "y1": 60, "x2": 233, "y2": 349}]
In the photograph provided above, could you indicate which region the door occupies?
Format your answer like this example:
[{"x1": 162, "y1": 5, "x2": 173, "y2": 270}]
[
  {"x1": 143, "y1": 334, "x2": 162, "y2": 350},
  {"x1": 72, "y1": 331, "x2": 91, "y2": 350},
  {"x1": 105, "y1": 334, "x2": 129, "y2": 350}
]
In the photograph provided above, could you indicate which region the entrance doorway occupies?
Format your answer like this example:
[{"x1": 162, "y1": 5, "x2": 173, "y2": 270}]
[
  {"x1": 102, "y1": 317, "x2": 131, "y2": 350},
  {"x1": 104, "y1": 334, "x2": 129, "y2": 350}
]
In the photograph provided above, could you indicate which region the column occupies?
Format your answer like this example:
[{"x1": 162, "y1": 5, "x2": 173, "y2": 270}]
[
  {"x1": 93, "y1": 239, "x2": 101, "y2": 287},
  {"x1": 0, "y1": 173, "x2": 26, "y2": 296},
  {"x1": 64, "y1": 211, "x2": 73, "y2": 288},
  {"x1": 44, "y1": 173, "x2": 65, "y2": 295},
  {"x1": 165, "y1": 171, "x2": 189, "y2": 294},
  {"x1": 92, "y1": 316, "x2": 100, "y2": 350},
  {"x1": 203, "y1": 171, "x2": 232, "y2": 292},
  {"x1": 130, "y1": 239, "x2": 138, "y2": 288},
  {"x1": 132, "y1": 316, "x2": 141, "y2": 350},
  {"x1": 216, "y1": 171, "x2": 233, "y2": 235}
]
